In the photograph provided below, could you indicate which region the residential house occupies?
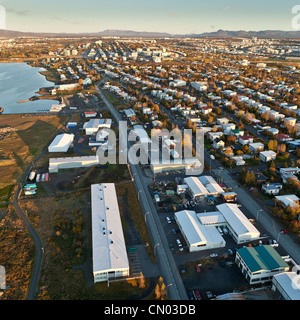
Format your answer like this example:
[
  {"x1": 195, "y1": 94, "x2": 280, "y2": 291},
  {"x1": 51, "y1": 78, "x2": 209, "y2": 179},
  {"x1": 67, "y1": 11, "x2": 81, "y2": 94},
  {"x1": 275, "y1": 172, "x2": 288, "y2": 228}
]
[
  {"x1": 284, "y1": 117, "x2": 297, "y2": 127},
  {"x1": 249, "y1": 142, "x2": 264, "y2": 154},
  {"x1": 213, "y1": 138, "x2": 225, "y2": 149},
  {"x1": 275, "y1": 195, "x2": 300, "y2": 209},
  {"x1": 276, "y1": 134, "x2": 293, "y2": 142},
  {"x1": 232, "y1": 156, "x2": 246, "y2": 166},
  {"x1": 231, "y1": 129, "x2": 245, "y2": 137},
  {"x1": 259, "y1": 150, "x2": 277, "y2": 162},
  {"x1": 262, "y1": 183, "x2": 283, "y2": 195},
  {"x1": 239, "y1": 136, "x2": 254, "y2": 145}
]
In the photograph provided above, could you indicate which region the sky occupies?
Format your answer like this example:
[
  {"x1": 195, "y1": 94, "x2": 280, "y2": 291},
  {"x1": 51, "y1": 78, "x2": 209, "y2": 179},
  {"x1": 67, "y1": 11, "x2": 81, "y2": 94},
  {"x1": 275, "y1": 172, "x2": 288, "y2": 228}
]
[{"x1": 0, "y1": 0, "x2": 298, "y2": 34}]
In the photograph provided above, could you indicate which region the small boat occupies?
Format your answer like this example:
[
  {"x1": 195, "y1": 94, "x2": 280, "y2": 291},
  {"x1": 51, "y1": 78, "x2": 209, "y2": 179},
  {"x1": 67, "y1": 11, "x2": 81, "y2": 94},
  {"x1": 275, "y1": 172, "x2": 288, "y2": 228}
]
[
  {"x1": 41, "y1": 173, "x2": 46, "y2": 182},
  {"x1": 45, "y1": 172, "x2": 49, "y2": 182},
  {"x1": 36, "y1": 174, "x2": 40, "y2": 183}
]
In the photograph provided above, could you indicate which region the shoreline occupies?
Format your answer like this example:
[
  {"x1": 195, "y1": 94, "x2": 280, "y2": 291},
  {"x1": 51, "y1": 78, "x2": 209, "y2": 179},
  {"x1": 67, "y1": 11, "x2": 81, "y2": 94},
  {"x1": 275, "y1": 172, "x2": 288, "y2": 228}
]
[{"x1": 0, "y1": 61, "x2": 60, "y2": 114}]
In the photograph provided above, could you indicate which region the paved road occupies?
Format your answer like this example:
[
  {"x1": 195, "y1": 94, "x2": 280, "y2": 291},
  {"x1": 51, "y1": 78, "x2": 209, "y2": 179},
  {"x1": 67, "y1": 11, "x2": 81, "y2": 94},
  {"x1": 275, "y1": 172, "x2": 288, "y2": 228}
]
[{"x1": 97, "y1": 82, "x2": 188, "y2": 300}]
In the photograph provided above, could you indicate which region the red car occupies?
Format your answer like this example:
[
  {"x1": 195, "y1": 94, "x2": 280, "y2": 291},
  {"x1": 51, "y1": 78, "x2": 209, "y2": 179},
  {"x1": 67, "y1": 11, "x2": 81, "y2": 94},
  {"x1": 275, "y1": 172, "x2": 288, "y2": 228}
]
[
  {"x1": 195, "y1": 264, "x2": 201, "y2": 272},
  {"x1": 195, "y1": 290, "x2": 202, "y2": 300},
  {"x1": 281, "y1": 229, "x2": 288, "y2": 234}
]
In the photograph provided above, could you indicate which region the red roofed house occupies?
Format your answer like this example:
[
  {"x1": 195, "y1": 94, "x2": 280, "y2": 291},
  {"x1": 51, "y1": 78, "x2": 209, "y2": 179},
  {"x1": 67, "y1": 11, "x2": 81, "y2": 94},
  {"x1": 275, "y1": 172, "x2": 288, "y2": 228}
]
[{"x1": 238, "y1": 136, "x2": 254, "y2": 145}]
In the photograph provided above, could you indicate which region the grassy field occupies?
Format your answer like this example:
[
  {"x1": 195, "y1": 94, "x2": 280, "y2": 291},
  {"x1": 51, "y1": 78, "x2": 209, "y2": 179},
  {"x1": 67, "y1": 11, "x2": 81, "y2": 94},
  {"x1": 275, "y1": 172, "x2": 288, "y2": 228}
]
[
  {"x1": 103, "y1": 91, "x2": 131, "y2": 110},
  {"x1": 0, "y1": 114, "x2": 67, "y2": 197},
  {"x1": 116, "y1": 182, "x2": 156, "y2": 263},
  {"x1": 0, "y1": 205, "x2": 35, "y2": 300}
]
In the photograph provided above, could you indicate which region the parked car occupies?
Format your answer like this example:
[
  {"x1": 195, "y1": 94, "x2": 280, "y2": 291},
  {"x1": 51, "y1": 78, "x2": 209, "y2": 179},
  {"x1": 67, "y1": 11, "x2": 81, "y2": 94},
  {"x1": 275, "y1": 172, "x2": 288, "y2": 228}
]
[
  {"x1": 169, "y1": 243, "x2": 174, "y2": 251},
  {"x1": 194, "y1": 290, "x2": 202, "y2": 300},
  {"x1": 195, "y1": 264, "x2": 201, "y2": 272},
  {"x1": 228, "y1": 249, "x2": 234, "y2": 255},
  {"x1": 187, "y1": 291, "x2": 194, "y2": 300},
  {"x1": 281, "y1": 229, "x2": 288, "y2": 234},
  {"x1": 171, "y1": 229, "x2": 177, "y2": 235},
  {"x1": 166, "y1": 217, "x2": 171, "y2": 224},
  {"x1": 219, "y1": 261, "x2": 225, "y2": 267},
  {"x1": 179, "y1": 265, "x2": 185, "y2": 273},
  {"x1": 210, "y1": 253, "x2": 218, "y2": 258},
  {"x1": 206, "y1": 291, "x2": 214, "y2": 299}
]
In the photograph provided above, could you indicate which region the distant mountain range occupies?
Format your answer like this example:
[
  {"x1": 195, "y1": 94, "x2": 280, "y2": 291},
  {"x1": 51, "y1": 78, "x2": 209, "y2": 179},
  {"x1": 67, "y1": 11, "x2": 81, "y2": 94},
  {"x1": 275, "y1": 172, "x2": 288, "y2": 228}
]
[{"x1": 0, "y1": 28, "x2": 300, "y2": 39}]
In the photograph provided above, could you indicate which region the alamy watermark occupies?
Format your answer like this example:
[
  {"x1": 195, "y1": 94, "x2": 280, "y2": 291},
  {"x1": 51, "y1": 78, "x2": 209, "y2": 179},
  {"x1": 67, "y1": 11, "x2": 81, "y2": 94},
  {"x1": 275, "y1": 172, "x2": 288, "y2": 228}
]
[
  {"x1": 0, "y1": 265, "x2": 6, "y2": 290},
  {"x1": 0, "y1": 5, "x2": 6, "y2": 30},
  {"x1": 96, "y1": 122, "x2": 204, "y2": 176},
  {"x1": 292, "y1": 5, "x2": 300, "y2": 30}
]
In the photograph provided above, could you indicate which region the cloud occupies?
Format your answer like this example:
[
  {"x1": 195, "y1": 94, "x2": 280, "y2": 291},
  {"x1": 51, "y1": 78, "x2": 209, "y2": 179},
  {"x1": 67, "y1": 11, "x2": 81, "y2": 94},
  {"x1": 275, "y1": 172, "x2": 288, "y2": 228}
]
[
  {"x1": 52, "y1": 16, "x2": 85, "y2": 25},
  {"x1": 6, "y1": 7, "x2": 31, "y2": 16}
]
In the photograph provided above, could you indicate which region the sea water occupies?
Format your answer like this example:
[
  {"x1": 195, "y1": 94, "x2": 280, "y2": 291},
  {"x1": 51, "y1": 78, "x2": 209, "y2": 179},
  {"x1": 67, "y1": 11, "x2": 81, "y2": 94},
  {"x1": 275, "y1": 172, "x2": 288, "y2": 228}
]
[{"x1": 0, "y1": 62, "x2": 58, "y2": 114}]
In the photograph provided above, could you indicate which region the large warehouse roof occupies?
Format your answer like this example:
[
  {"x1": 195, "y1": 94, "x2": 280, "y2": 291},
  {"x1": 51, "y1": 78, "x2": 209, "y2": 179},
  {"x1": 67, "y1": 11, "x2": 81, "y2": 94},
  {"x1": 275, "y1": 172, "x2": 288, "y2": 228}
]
[
  {"x1": 175, "y1": 210, "x2": 207, "y2": 246},
  {"x1": 198, "y1": 176, "x2": 224, "y2": 195},
  {"x1": 184, "y1": 177, "x2": 208, "y2": 197},
  {"x1": 237, "y1": 246, "x2": 289, "y2": 273},
  {"x1": 197, "y1": 211, "x2": 226, "y2": 225},
  {"x1": 175, "y1": 210, "x2": 225, "y2": 247},
  {"x1": 273, "y1": 272, "x2": 300, "y2": 300},
  {"x1": 91, "y1": 184, "x2": 129, "y2": 274},
  {"x1": 48, "y1": 133, "x2": 74, "y2": 153},
  {"x1": 216, "y1": 203, "x2": 259, "y2": 236}
]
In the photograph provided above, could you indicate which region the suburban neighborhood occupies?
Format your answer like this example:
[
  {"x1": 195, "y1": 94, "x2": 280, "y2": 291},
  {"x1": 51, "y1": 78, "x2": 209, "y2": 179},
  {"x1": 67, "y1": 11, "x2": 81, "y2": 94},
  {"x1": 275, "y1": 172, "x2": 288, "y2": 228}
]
[{"x1": 0, "y1": 1, "x2": 300, "y2": 308}]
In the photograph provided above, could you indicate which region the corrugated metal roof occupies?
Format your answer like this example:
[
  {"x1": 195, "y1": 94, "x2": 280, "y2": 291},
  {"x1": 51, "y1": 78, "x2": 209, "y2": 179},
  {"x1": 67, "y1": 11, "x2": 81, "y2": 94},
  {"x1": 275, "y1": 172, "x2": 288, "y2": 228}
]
[{"x1": 237, "y1": 245, "x2": 289, "y2": 273}]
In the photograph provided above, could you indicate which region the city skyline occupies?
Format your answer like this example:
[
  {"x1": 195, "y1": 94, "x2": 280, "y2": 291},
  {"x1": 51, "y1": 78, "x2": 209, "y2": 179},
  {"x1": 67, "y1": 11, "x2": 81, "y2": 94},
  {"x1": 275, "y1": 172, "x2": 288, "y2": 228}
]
[{"x1": 0, "y1": 0, "x2": 298, "y2": 34}]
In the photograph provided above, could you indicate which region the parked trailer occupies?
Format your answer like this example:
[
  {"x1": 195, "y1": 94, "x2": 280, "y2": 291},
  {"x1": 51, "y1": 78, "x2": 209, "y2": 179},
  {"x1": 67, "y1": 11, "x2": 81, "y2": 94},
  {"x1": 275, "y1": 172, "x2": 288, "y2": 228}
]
[
  {"x1": 28, "y1": 171, "x2": 36, "y2": 181},
  {"x1": 24, "y1": 190, "x2": 36, "y2": 196},
  {"x1": 24, "y1": 183, "x2": 37, "y2": 189}
]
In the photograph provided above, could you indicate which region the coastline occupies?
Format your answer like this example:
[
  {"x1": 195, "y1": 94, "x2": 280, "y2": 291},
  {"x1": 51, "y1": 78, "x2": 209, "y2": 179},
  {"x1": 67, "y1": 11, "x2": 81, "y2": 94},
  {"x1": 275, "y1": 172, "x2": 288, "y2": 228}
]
[{"x1": 0, "y1": 62, "x2": 60, "y2": 114}]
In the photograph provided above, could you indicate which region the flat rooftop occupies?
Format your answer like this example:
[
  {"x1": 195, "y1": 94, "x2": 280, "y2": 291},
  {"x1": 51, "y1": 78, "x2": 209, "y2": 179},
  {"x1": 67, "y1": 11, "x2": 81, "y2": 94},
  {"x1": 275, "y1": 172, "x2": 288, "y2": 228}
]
[{"x1": 91, "y1": 183, "x2": 129, "y2": 274}]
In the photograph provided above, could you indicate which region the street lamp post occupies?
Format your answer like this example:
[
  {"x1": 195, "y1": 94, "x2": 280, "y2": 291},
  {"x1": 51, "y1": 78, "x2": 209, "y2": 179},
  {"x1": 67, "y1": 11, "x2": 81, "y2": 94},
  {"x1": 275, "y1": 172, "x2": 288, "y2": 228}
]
[
  {"x1": 210, "y1": 154, "x2": 215, "y2": 173},
  {"x1": 144, "y1": 211, "x2": 149, "y2": 223},
  {"x1": 256, "y1": 209, "x2": 263, "y2": 221},
  {"x1": 277, "y1": 231, "x2": 283, "y2": 242},
  {"x1": 138, "y1": 190, "x2": 142, "y2": 200}
]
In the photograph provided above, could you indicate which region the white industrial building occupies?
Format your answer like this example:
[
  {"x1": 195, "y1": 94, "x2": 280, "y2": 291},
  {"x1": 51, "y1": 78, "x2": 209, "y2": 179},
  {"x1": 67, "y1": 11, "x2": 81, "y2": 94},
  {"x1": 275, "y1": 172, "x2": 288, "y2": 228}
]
[
  {"x1": 216, "y1": 203, "x2": 260, "y2": 244},
  {"x1": 175, "y1": 202, "x2": 260, "y2": 252},
  {"x1": 198, "y1": 176, "x2": 225, "y2": 197},
  {"x1": 83, "y1": 119, "x2": 112, "y2": 135},
  {"x1": 184, "y1": 176, "x2": 224, "y2": 199},
  {"x1": 235, "y1": 246, "x2": 289, "y2": 285},
  {"x1": 49, "y1": 155, "x2": 99, "y2": 173},
  {"x1": 184, "y1": 177, "x2": 208, "y2": 199},
  {"x1": 91, "y1": 183, "x2": 129, "y2": 283},
  {"x1": 174, "y1": 210, "x2": 226, "y2": 252},
  {"x1": 150, "y1": 158, "x2": 202, "y2": 175},
  {"x1": 272, "y1": 272, "x2": 300, "y2": 300},
  {"x1": 48, "y1": 133, "x2": 74, "y2": 153}
]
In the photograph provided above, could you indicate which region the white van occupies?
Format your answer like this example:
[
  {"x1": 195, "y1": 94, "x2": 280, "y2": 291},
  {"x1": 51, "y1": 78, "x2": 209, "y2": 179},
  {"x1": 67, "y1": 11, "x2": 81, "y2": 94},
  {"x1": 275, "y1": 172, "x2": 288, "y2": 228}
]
[{"x1": 176, "y1": 239, "x2": 183, "y2": 250}]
